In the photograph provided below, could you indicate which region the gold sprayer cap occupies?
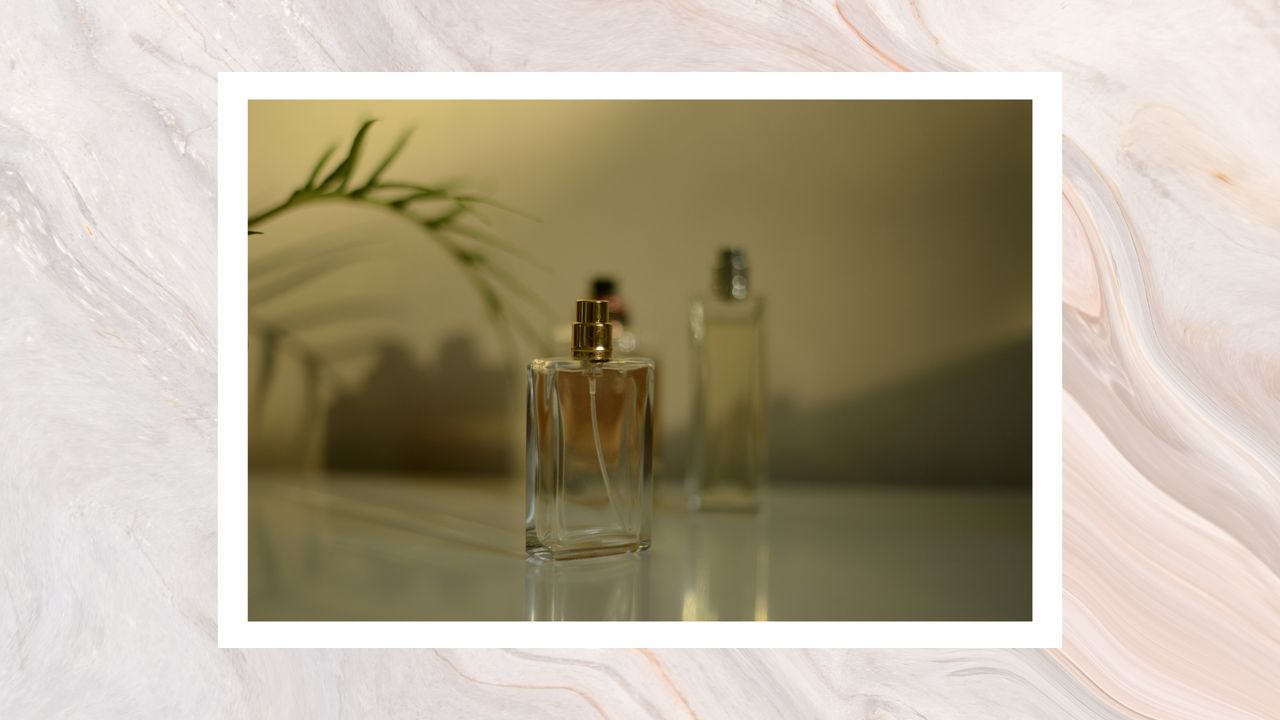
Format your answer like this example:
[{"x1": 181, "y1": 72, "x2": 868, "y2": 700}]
[{"x1": 572, "y1": 299, "x2": 612, "y2": 361}]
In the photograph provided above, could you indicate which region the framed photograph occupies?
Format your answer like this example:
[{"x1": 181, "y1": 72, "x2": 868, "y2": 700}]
[{"x1": 218, "y1": 72, "x2": 1062, "y2": 648}]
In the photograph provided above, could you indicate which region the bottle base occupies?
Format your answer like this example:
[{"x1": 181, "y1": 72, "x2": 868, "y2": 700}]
[{"x1": 526, "y1": 535, "x2": 651, "y2": 561}]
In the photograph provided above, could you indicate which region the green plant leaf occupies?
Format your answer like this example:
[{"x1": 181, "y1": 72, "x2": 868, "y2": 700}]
[
  {"x1": 303, "y1": 144, "x2": 338, "y2": 190},
  {"x1": 354, "y1": 129, "x2": 413, "y2": 196},
  {"x1": 444, "y1": 222, "x2": 546, "y2": 268},
  {"x1": 456, "y1": 194, "x2": 540, "y2": 221},
  {"x1": 316, "y1": 118, "x2": 378, "y2": 192},
  {"x1": 388, "y1": 188, "x2": 448, "y2": 209},
  {"x1": 247, "y1": 118, "x2": 553, "y2": 415},
  {"x1": 422, "y1": 203, "x2": 467, "y2": 230}
]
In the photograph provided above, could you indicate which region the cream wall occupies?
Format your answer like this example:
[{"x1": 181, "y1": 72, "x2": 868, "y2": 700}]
[{"x1": 248, "y1": 100, "x2": 1031, "y2": 479}]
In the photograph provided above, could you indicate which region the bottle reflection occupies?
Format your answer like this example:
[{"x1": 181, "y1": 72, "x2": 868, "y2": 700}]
[
  {"x1": 525, "y1": 552, "x2": 649, "y2": 621},
  {"x1": 681, "y1": 513, "x2": 770, "y2": 621}
]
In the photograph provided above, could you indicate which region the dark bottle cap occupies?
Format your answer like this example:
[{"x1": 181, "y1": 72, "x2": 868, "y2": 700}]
[
  {"x1": 591, "y1": 277, "x2": 617, "y2": 297},
  {"x1": 590, "y1": 276, "x2": 629, "y2": 324}
]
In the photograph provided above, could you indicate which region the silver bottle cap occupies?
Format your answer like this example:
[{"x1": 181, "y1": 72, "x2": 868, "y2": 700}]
[{"x1": 714, "y1": 248, "x2": 749, "y2": 301}]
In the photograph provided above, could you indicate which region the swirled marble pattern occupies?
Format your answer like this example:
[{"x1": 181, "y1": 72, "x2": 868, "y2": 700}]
[{"x1": 2, "y1": 1, "x2": 1277, "y2": 718}]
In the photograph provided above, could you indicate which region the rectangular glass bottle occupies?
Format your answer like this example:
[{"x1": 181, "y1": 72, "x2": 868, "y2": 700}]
[
  {"x1": 688, "y1": 249, "x2": 766, "y2": 512},
  {"x1": 526, "y1": 301, "x2": 655, "y2": 560}
]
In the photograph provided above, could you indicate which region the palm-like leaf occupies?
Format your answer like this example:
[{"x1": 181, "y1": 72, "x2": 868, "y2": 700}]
[{"x1": 248, "y1": 120, "x2": 548, "y2": 425}]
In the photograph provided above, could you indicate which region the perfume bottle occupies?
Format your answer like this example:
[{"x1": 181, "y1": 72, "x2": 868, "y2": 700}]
[
  {"x1": 526, "y1": 300, "x2": 655, "y2": 560},
  {"x1": 687, "y1": 248, "x2": 766, "y2": 512}
]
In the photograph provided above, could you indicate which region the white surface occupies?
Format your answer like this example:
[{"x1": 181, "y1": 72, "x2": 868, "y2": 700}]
[{"x1": 249, "y1": 474, "x2": 1031, "y2": 623}]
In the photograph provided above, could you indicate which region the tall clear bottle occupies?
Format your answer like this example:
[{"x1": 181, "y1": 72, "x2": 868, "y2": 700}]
[
  {"x1": 687, "y1": 248, "x2": 766, "y2": 512},
  {"x1": 527, "y1": 300, "x2": 655, "y2": 559}
]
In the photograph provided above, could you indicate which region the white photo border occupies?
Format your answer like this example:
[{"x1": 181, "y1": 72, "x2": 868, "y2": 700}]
[{"x1": 218, "y1": 72, "x2": 1063, "y2": 649}]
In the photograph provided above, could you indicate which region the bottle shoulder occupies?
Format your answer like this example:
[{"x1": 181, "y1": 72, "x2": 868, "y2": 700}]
[
  {"x1": 529, "y1": 356, "x2": 655, "y2": 373},
  {"x1": 689, "y1": 294, "x2": 764, "y2": 320},
  {"x1": 691, "y1": 294, "x2": 757, "y2": 325}
]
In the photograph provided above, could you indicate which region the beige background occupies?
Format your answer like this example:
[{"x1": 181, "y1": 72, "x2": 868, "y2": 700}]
[{"x1": 249, "y1": 100, "x2": 1031, "y2": 481}]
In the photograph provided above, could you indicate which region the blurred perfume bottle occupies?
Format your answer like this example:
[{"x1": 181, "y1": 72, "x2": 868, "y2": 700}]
[
  {"x1": 527, "y1": 300, "x2": 655, "y2": 560},
  {"x1": 525, "y1": 553, "x2": 649, "y2": 620},
  {"x1": 687, "y1": 248, "x2": 766, "y2": 512},
  {"x1": 551, "y1": 276, "x2": 640, "y2": 354}
]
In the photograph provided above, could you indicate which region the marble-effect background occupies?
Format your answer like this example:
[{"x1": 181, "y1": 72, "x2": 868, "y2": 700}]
[{"x1": 1, "y1": 1, "x2": 1276, "y2": 718}]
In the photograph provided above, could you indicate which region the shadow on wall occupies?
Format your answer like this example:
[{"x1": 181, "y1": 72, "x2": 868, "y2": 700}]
[
  {"x1": 768, "y1": 335, "x2": 1031, "y2": 486},
  {"x1": 321, "y1": 333, "x2": 1030, "y2": 484},
  {"x1": 658, "y1": 335, "x2": 1032, "y2": 486},
  {"x1": 324, "y1": 335, "x2": 513, "y2": 475}
]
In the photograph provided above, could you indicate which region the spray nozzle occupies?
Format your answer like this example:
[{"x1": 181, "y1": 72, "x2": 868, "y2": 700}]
[{"x1": 572, "y1": 299, "x2": 612, "y2": 361}]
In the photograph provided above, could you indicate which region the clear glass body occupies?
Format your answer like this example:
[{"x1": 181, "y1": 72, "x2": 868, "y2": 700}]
[
  {"x1": 526, "y1": 356, "x2": 654, "y2": 559},
  {"x1": 687, "y1": 295, "x2": 766, "y2": 511}
]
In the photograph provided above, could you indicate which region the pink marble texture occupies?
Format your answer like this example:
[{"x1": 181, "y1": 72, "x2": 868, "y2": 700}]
[{"x1": 1, "y1": 1, "x2": 1276, "y2": 717}]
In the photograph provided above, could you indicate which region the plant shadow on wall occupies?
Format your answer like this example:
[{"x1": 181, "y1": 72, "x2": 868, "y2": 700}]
[
  {"x1": 324, "y1": 336, "x2": 510, "y2": 474},
  {"x1": 248, "y1": 120, "x2": 546, "y2": 472}
]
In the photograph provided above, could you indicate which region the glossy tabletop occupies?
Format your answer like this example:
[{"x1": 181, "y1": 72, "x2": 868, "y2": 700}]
[{"x1": 248, "y1": 473, "x2": 1031, "y2": 621}]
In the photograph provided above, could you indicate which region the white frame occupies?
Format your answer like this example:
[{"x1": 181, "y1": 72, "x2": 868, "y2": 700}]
[{"x1": 218, "y1": 72, "x2": 1063, "y2": 648}]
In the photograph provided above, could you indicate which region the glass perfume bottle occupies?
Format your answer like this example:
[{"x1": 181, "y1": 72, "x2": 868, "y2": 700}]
[
  {"x1": 687, "y1": 248, "x2": 766, "y2": 512},
  {"x1": 526, "y1": 300, "x2": 655, "y2": 560}
]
